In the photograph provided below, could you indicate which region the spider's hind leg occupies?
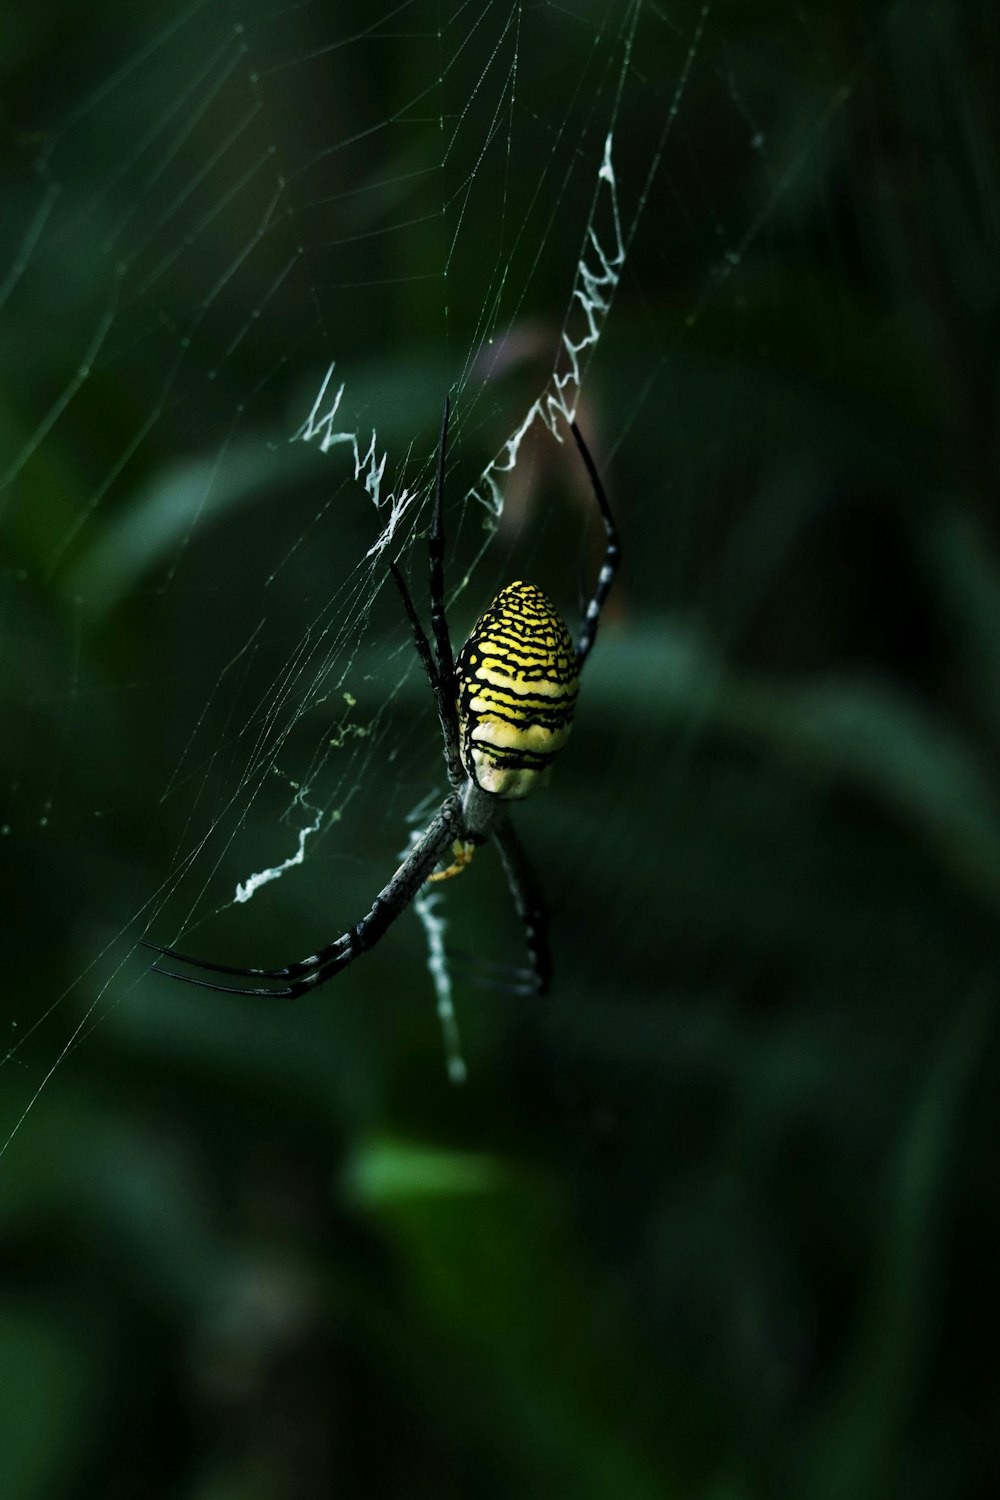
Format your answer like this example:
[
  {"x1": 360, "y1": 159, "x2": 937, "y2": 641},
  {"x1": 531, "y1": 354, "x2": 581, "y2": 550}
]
[
  {"x1": 447, "y1": 947, "x2": 543, "y2": 998},
  {"x1": 492, "y1": 813, "x2": 552, "y2": 996}
]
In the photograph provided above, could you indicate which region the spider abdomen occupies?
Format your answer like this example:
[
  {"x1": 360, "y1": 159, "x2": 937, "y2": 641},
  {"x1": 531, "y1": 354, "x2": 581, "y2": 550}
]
[{"x1": 455, "y1": 581, "x2": 579, "y2": 800}]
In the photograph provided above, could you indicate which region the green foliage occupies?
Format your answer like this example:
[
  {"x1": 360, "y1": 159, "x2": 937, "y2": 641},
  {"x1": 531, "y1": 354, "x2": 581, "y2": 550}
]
[{"x1": 1, "y1": 1, "x2": 998, "y2": 1497}]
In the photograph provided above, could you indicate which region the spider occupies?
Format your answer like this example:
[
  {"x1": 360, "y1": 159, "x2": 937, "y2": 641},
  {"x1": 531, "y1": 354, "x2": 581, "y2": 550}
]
[{"x1": 144, "y1": 397, "x2": 619, "y2": 998}]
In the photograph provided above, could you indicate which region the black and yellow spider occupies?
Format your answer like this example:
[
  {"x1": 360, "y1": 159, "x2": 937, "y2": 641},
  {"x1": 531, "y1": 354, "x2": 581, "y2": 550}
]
[{"x1": 145, "y1": 398, "x2": 619, "y2": 997}]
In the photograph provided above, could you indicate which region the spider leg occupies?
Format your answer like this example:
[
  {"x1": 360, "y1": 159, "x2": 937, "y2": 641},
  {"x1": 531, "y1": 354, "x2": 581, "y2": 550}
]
[
  {"x1": 492, "y1": 812, "x2": 552, "y2": 996},
  {"x1": 389, "y1": 394, "x2": 463, "y2": 786},
  {"x1": 390, "y1": 561, "x2": 464, "y2": 788},
  {"x1": 447, "y1": 947, "x2": 542, "y2": 998},
  {"x1": 427, "y1": 395, "x2": 461, "y2": 782},
  {"x1": 144, "y1": 795, "x2": 462, "y2": 999},
  {"x1": 389, "y1": 561, "x2": 437, "y2": 693},
  {"x1": 569, "y1": 420, "x2": 620, "y2": 669},
  {"x1": 141, "y1": 935, "x2": 354, "y2": 998},
  {"x1": 428, "y1": 395, "x2": 458, "y2": 694},
  {"x1": 139, "y1": 939, "x2": 318, "y2": 982}
]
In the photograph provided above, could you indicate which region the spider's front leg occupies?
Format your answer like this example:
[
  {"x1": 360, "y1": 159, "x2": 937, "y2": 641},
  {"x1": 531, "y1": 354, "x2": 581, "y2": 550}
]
[
  {"x1": 390, "y1": 560, "x2": 463, "y2": 789},
  {"x1": 144, "y1": 793, "x2": 464, "y2": 998},
  {"x1": 389, "y1": 393, "x2": 465, "y2": 789}
]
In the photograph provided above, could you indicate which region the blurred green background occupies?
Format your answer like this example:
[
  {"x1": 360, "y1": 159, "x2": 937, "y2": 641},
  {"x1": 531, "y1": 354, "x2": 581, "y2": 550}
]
[{"x1": 2, "y1": 0, "x2": 999, "y2": 1496}]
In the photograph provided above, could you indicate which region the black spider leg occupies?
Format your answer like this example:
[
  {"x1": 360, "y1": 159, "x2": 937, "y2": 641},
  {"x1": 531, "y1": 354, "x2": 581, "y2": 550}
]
[
  {"x1": 428, "y1": 395, "x2": 458, "y2": 721},
  {"x1": 389, "y1": 564, "x2": 462, "y2": 788},
  {"x1": 493, "y1": 812, "x2": 552, "y2": 996},
  {"x1": 142, "y1": 795, "x2": 462, "y2": 998},
  {"x1": 446, "y1": 950, "x2": 543, "y2": 999},
  {"x1": 389, "y1": 395, "x2": 463, "y2": 787},
  {"x1": 569, "y1": 420, "x2": 621, "y2": 668}
]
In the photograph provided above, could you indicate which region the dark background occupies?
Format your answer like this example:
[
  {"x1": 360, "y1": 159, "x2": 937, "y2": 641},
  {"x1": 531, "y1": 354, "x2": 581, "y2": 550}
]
[{"x1": 1, "y1": 1, "x2": 999, "y2": 1496}]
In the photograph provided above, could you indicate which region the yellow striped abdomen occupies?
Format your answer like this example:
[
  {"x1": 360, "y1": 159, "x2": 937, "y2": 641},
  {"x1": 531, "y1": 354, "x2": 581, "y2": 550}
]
[{"x1": 455, "y1": 581, "x2": 579, "y2": 800}]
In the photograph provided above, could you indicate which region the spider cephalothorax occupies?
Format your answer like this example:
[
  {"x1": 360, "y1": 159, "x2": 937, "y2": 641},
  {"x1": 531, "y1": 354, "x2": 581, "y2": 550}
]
[{"x1": 145, "y1": 397, "x2": 619, "y2": 998}]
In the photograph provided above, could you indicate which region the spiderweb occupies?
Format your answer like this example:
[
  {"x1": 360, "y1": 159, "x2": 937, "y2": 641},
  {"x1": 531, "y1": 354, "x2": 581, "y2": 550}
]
[{"x1": 0, "y1": 0, "x2": 898, "y2": 1150}]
